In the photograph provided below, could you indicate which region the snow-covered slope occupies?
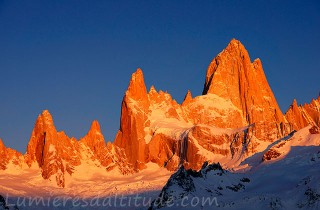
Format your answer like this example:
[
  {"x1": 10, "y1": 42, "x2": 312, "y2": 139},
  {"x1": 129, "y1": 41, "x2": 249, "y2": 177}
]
[
  {"x1": 0, "y1": 162, "x2": 170, "y2": 198},
  {"x1": 0, "y1": 163, "x2": 171, "y2": 209},
  {"x1": 150, "y1": 127, "x2": 320, "y2": 210}
]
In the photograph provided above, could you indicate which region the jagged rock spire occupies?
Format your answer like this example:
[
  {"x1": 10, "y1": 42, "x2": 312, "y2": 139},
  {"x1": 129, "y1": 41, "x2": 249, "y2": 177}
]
[
  {"x1": 80, "y1": 120, "x2": 105, "y2": 153},
  {"x1": 126, "y1": 68, "x2": 148, "y2": 101},
  {"x1": 182, "y1": 90, "x2": 193, "y2": 106}
]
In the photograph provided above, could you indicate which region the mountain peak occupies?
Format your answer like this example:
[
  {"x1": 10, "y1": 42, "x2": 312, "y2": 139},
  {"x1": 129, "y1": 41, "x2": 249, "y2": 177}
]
[
  {"x1": 149, "y1": 85, "x2": 157, "y2": 94},
  {"x1": 126, "y1": 68, "x2": 148, "y2": 101},
  {"x1": 202, "y1": 39, "x2": 285, "y2": 140},
  {"x1": 285, "y1": 96, "x2": 320, "y2": 130},
  {"x1": 182, "y1": 90, "x2": 193, "y2": 106},
  {"x1": 40, "y1": 110, "x2": 54, "y2": 124},
  {"x1": 33, "y1": 110, "x2": 56, "y2": 135},
  {"x1": 80, "y1": 120, "x2": 105, "y2": 151},
  {"x1": 89, "y1": 120, "x2": 101, "y2": 134},
  {"x1": 224, "y1": 38, "x2": 247, "y2": 54},
  {"x1": 228, "y1": 38, "x2": 243, "y2": 46},
  {"x1": 253, "y1": 58, "x2": 262, "y2": 68},
  {"x1": 41, "y1": 109, "x2": 51, "y2": 116},
  {"x1": 203, "y1": 40, "x2": 251, "y2": 95}
]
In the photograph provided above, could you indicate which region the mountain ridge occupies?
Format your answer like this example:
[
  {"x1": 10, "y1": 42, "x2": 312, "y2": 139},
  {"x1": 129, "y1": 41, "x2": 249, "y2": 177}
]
[{"x1": 0, "y1": 39, "x2": 319, "y2": 188}]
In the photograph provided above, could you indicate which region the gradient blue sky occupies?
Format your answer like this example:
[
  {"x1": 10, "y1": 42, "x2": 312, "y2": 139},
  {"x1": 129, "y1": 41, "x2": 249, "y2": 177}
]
[{"x1": 0, "y1": 0, "x2": 319, "y2": 152}]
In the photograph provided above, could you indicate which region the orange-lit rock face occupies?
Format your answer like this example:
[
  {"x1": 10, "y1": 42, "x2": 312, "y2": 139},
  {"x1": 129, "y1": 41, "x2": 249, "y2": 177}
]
[
  {"x1": 0, "y1": 139, "x2": 23, "y2": 170},
  {"x1": 181, "y1": 90, "x2": 193, "y2": 106},
  {"x1": 311, "y1": 97, "x2": 320, "y2": 121},
  {"x1": 0, "y1": 139, "x2": 6, "y2": 170},
  {"x1": 2, "y1": 39, "x2": 317, "y2": 188},
  {"x1": 146, "y1": 133, "x2": 179, "y2": 169},
  {"x1": 114, "y1": 69, "x2": 188, "y2": 170},
  {"x1": 181, "y1": 123, "x2": 258, "y2": 171},
  {"x1": 304, "y1": 97, "x2": 320, "y2": 126},
  {"x1": 309, "y1": 126, "x2": 319, "y2": 134},
  {"x1": 114, "y1": 39, "x2": 294, "y2": 172},
  {"x1": 80, "y1": 120, "x2": 105, "y2": 156},
  {"x1": 80, "y1": 120, "x2": 133, "y2": 174},
  {"x1": 22, "y1": 111, "x2": 134, "y2": 187},
  {"x1": 20, "y1": 39, "x2": 299, "y2": 178},
  {"x1": 202, "y1": 39, "x2": 286, "y2": 141},
  {"x1": 24, "y1": 110, "x2": 81, "y2": 187},
  {"x1": 285, "y1": 97, "x2": 320, "y2": 130},
  {"x1": 285, "y1": 99, "x2": 309, "y2": 130},
  {"x1": 126, "y1": 68, "x2": 148, "y2": 101},
  {"x1": 114, "y1": 69, "x2": 150, "y2": 169}
]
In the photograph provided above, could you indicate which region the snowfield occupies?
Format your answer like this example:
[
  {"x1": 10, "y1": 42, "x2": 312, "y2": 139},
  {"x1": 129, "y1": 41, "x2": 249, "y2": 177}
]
[{"x1": 0, "y1": 163, "x2": 171, "y2": 210}]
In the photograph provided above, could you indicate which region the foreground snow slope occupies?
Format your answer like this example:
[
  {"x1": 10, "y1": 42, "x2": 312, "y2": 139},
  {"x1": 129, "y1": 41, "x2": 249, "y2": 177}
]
[
  {"x1": 0, "y1": 163, "x2": 171, "y2": 209},
  {"x1": 0, "y1": 162, "x2": 171, "y2": 198},
  {"x1": 150, "y1": 127, "x2": 320, "y2": 210}
]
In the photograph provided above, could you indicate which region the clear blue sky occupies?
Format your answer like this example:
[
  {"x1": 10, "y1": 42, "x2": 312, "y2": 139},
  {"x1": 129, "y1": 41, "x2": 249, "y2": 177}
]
[{"x1": 0, "y1": 0, "x2": 319, "y2": 152}]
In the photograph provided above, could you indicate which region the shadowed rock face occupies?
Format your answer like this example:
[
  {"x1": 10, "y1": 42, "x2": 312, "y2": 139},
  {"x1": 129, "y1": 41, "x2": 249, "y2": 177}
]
[{"x1": 149, "y1": 162, "x2": 248, "y2": 209}]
